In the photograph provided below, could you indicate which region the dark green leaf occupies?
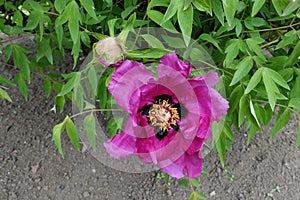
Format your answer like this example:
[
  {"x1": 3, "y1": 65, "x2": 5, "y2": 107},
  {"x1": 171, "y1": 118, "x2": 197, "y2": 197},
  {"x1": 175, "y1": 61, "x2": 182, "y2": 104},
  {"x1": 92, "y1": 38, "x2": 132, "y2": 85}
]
[
  {"x1": 286, "y1": 41, "x2": 300, "y2": 67},
  {"x1": 262, "y1": 70, "x2": 279, "y2": 111},
  {"x1": 290, "y1": 77, "x2": 300, "y2": 98},
  {"x1": 213, "y1": 122, "x2": 226, "y2": 166},
  {"x1": 13, "y1": 10, "x2": 23, "y2": 26},
  {"x1": 88, "y1": 65, "x2": 98, "y2": 97},
  {"x1": 55, "y1": 96, "x2": 65, "y2": 113},
  {"x1": 65, "y1": 116, "x2": 80, "y2": 151},
  {"x1": 264, "y1": 68, "x2": 290, "y2": 90},
  {"x1": 0, "y1": 74, "x2": 15, "y2": 86},
  {"x1": 228, "y1": 85, "x2": 243, "y2": 114},
  {"x1": 0, "y1": 88, "x2": 12, "y2": 102},
  {"x1": 127, "y1": 48, "x2": 173, "y2": 59},
  {"x1": 244, "y1": 68, "x2": 262, "y2": 94},
  {"x1": 198, "y1": 33, "x2": 223, "y2": 52},
  {"x1": 83, "y1": 113, "x2": 96, "y2": 151},
  {"x1": 270, "y1": 109, "x2": 290, "y2": 138},
  {"x1": 147, "y1": 10, "x2": 177, "y2": 32},
  {"x1": 36, "y1": 38, "x2": 53, "y2": 64},
  {"x1": 192, "y1": 0, "x2": 212, "y2": 15},
  {"x1": 271, "y1": 0, "x2": 290, "y2": 16},
  {"x1": 238, "y1": 95, "x2": 248, "y2": 127},
  {"x1": 247, "y1": 125, "x2": 258, "y2": 144},
  {"x1": 43, "y1": 78, "x2": 51, "y2": 98},
  {"x1": 13, "y1": 44, "x2": 31, "y2": 82},
  {"x1": 80, "y1": 31, "x2": 91, "y2": 48},
  {"x1": 230, "y1": 56, "x2": 253, "y2": 86},
  {"x1": 276, "y1": 30, "x2": 298, "y2": 49},
  {"x1": 14, "y1": 73, "x2": 28, "y2": 101}
]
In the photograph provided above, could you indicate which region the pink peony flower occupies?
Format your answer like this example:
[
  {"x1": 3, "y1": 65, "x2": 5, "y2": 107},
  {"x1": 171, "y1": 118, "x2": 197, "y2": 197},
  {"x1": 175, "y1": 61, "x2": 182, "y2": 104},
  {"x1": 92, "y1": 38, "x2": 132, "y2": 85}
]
[
  {"x1": 104, "y1": 53, "x2": 229, "y2": 178},
  {"x1": 95, "y1": 37, "x2": 125, "y2": 66}
]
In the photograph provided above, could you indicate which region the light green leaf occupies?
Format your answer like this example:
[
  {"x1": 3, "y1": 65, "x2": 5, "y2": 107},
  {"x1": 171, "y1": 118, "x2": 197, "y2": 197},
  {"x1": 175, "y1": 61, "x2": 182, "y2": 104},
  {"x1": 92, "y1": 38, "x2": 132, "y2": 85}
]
[
  {"x1": 127, "y1": 48, "x2": 173, "y2": 59},
  {"x1": 276, "y1": 30, "x2": 297, "y2": 49},
  {"x1": 270, "y1": 109, "x2": 290, "y2": 138},
  {"x1": 244, "y1": 68, "x2": 262, "y2": 94},
  {"x1": 282, "y1": 0, "x2": 300, "y2": 16},
  {"x1": 289, "y1": 98, "x2": 300, "y2": 111},
  {"x1": 222, "y1": 0, "x2": 238, "y2": 26},
  {"x1": 230, "y1": 56, "x2": 253, "y2": 86},
  {"x1": 198, "y1": 33, "x2": 223, "y2": 52},
  {"x1": 52, "y1": 120, "x2": 66, "y2": 158},
  {"x1": 212, "y1": 0, "x2": 224, "y2": 25},
  {"x1": 88, "y1": 65, "x2": 98, "y2": 97},
  {"x1": 290, "y1": 77, "x2": 300, "y2": 98},
  {"x1": 73, "y1": 84, "x2": 84, "y2": 112},
  {"x1": 118, "y1": 12, "x2": 136, "y2": 42},
  {"x1": 235, "y1": 20, "x2": 242, "y2": 36},
  {"x1": 65, "y1": 116, "x2": 80, "y2": 151},
  {"x1": 68, "y1": 1, "x2": 81, "y2": 43},
  {"x1": 189, "y1": 191, "x2": 207, "y2": 200},
  {"x1": 58, "y1": 72, "x2": 81, "y2": 96},
  {"x1": 247, "y1": 125, "x2": 258, "y2": 144},
  {"x1": 55, "y1": 96, "x2": 65, "y2": 113},
  {"x1": 212, "y1": 121, "x2": 226, "y2": 166},
  {"x1": 162, "y1": 0, "x2": 179, "y2": 23},
  {"x1": 271, "y1": 0, "x2": 290, "y2": 16},
  {"x1": 54, "y1": 0, "x2": 67, "y2": 13},
  {"x1": 177, "y1": 1, "x2": 193, "y2": 46},
  {"x1": 286, "y1": 41, "x2": 300, "y2": 67},
  {"x1": 147, "y1": 10, "x2": 177, "y2": 32},
  {"x1": 190, "y1": 178, "x2": 201, "y2": 187},
  {"x1": 12, "y1": 44, "x2": 31, "y2": 82},
  {"x1": 251, "y1": 0, "x2": 266, "y2": 17},
  {"x1": 141, "y1": 34, "x2": 165, "y2": 49},
  {"x1": 43, "y1": 78, "x2": 51, "y2": 98},
  {"x1": 0, "y1": 88, "x2": 12, "y2": 102},
  {"x1": 84, "y1": 113, "x2": 96, "y2": 151},
  {"x1": 0, "y1": 74, "x2": 15, "y2": 86},
  {"x1": 192, "y1": 0, "x2": 212, "y2": 15},
  {"x1": 246, "y1": 38, "x2": 266, "y2": 61},
  {"x1": 121, "y1": 6, "x2": 136, "y2": 19},
  {"x1": 81, "y1": 31, "x2": 91, "y2": 48},
  {"x1": 264, "y1": 68, "x2": 290, "y2": 90},
  {"x1": 79, "y1": 0, "x2": 97, "y2": 20},
  {"x1": 36, "y1": 38, "x2": 53, "y2": 64},
  {"x1": 224, "y1": 39, "x2": 240, "y2": 67}
]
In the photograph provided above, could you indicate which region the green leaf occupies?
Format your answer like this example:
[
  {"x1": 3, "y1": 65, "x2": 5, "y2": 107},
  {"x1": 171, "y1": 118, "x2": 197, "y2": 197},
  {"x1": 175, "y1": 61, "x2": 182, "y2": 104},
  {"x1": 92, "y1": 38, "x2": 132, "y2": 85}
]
[
  {"x1": 270, "y1": 109, "x2": 290, "y2": 138},
  {"x1": 244, "y1": 68, "x2": 262, "y2": 94},
  {"x1": 0, "y1": 74, "x2": 15, "y2": 86},
  {"x1": 246, "y1": 38, "x2": 266, "y2": 61},
  {"x1": 271, "y1": 0, "x2": 290, "y2": 16},
  {"x1": 190, "y1": 178, "x2": 201, "y2": 187},
  {"x1": 55, "y1": 96, "x2": 65, "y2": 113},
  {"x1": 192, "y1": 0, "x2": 212, "y2": 15},
  {"x1": 127, "y1": 48, "x2": 173, "y2": 59},
  {"x1": 88, "y1": 65, "x2": 98, "y2": 97},
  {"x1": 147, "y1": 10, "x2": 177, "y2": 32},
  {"x1": 43, "y1": 78, "x2": 51, "y2": 98},
  {"x1": 68, "y1": 1, "x2": 81, "y2": 43},
  {"x1": 58, "y1": 72, "x2": 81, "y2": 96},
  {"x1": 189, "y1": 191, "x2": 207, "y2": 200},
  {"x1": 198, "y1": 33, "x2": 223, "y2": 52},
  {"x1": 13, "y1": 10, "x2": 23, "y2": 26},
  {"x1": 230, "y1": 56, "x2": 253, "y2": 86},
  {"x1": 224, "y1": 39, "x2": 240, "y2": 67},
  {"x1": 251, "y1": 0, "x2": 266, "y2": 17},
  {"x1": 73, "y1": 84, "x2": 84, "y2": 112},
  {"x1": 177, "y1": 1, "x2": 193, "y2": 46},
  {"x1": 238, "y1": 95, "x2": 248, "y2": 127},
  {"x1": 162, "y1": 0, "x2": 179, "y2": 23},
  {"x1": 14, "y1": 73, "x2": 28, "y2": 101},
  {"x1": 228, "y1": 85, "x2": 243, "y2": 114},
  {"x1": 12, "y1": 44, "x2": 31, "y2": 82},
  {"x1": 65, "y1": 116, "x2": 80, "y2": 151},
  {"x1": 0, "y1": 88, "x2": 12, "y2": 102},
  {"x1": 296, "y1": 120, "x2": 300, "y2": 150},
  {"x1": 142, "y1": 34, "x2": 165, "y2": 49},
  {"x1": 289, "y1": 98, "x2": 300, "y2": 111},
  {"x1": 79, "y1": 0, "x2": 97, "y2": 19},
  {"x1": 286, "y1": 41, "x2": 300, "y2": 67},
  {"x1": 247, "y1": 125, "x2": 258, "y2": 144},
  {"x1": 54, "y1": 0, "x2": 67, "y2": 13},
  {"x1": 222, "y1": 0, "x2": 238, "y2": 26},
  {"x1": 36, "y1": 38, "x2": 53, "y2": 64},
  {"x1": 55, "y1": 21, "x2": 63, "y2": 50},
  {"x1": 249, "y1": 100, "x2": 261, "y2": 128},
  {"x1": 290, "y1": 77, "x2": 300, "y2": 98},
  {"x1": 211, "y1": 0, "x2": 224, "y2": 25},
  {"x1": 282, "y1": 0, "x2": 300, "y2": 16},
  {"x1": 262, "y1": 70, "x2": 278, "y2": 111},
  {"x1": 118, "y1": 12, "x2": 136, "y2": 41},
  {"x1": 80, "y1": 31, "x2": 91, "y2": 48},
  {"x1": 213, "y1": 122, "x2": 226, "y2": 166},
  {"x1": 276, "y1": 30, "x2": 298, "y2": 49},
  {"x1": 264, "y1": 68, "x2": 290, "y2": 90},
  {"x1": 235, "y1": 20, "x2": 242, "y2": 36},
  {"x1": 83, "y1": 113, "x2": 96, "y2": 151},
  {"x1": 52, "y1": 120, "x2": 66, "y2": 158}
]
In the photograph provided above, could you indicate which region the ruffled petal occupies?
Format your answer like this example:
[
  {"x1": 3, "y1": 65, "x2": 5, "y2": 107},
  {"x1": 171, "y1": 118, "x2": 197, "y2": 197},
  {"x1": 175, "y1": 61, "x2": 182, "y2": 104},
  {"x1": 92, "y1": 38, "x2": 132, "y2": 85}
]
[
  {"x1": 186, "y1": 137, "x2": 204, "y2": 155},
  {"x1": 159, "y1": 53, "x2": 192, "y2": 78},
  {"x1": 190, "y1": 72, "x2": 220, "y2": 87},
  {"x1": 161, "y1": 154, "x2": 185, "y2": 179},
  {"x1": 184, "y1": 152, "x2": 202, "y2": 178},
  {"x1": 108, "y1": 60, "x2": 155, "y2": 113},
  {"x1": 103, "y1": 131, "x2": 136, "y2": 158}
]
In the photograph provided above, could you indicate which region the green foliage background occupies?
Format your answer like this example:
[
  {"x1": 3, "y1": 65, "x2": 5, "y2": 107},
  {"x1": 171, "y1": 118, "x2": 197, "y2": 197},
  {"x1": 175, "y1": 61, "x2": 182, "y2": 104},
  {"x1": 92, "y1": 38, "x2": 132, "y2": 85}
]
[{"x1": 1, "y1": 0, "x2": 300, "y2": 188}]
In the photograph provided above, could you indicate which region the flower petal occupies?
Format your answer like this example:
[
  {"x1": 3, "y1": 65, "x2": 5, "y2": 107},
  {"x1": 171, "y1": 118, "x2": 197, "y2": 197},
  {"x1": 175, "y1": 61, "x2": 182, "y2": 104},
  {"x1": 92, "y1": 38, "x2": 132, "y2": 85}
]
[
  {"x1": 103, "y1": 131, "x2": 136, "y2": 158},
  {"x1": 159, "y1": 53, "x2": 192, "y2": 78},
  {"x1": 184, "y1": 152, "x2": 202, "y2": 178},
  {"x1": 108, "y1": 60, "x2": 155, "y2": 113},
  {"x1": 209, "y1": 88, "x2": 229, "y2": 121}
]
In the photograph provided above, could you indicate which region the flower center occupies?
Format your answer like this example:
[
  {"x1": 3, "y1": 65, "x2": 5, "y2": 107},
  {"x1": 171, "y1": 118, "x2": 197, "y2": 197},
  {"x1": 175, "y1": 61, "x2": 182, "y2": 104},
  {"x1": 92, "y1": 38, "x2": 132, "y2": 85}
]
[{"x1": 148, "y1": 100, "x2": 179, "y2": 131}]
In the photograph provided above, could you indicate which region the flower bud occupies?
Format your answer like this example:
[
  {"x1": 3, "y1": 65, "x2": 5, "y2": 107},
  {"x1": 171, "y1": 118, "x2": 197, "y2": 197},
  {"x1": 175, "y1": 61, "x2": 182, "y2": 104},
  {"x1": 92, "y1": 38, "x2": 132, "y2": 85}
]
[{"x1": 94, "y1": 37, "x2": 125, "y2": 67}]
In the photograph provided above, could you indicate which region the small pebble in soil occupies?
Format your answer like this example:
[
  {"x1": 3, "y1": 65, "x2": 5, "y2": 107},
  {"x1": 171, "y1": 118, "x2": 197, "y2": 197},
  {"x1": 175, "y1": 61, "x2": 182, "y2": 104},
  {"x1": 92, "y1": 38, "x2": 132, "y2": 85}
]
[
  {"x1": 210, "y1": 191, "x2": 216, "y2": 196},
  {"x1": 83, "y1": 191, "x2": 90, "y2": 198},
  {"x1": 59, "y1": 185, "x2": 65, "y2": 190}
]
